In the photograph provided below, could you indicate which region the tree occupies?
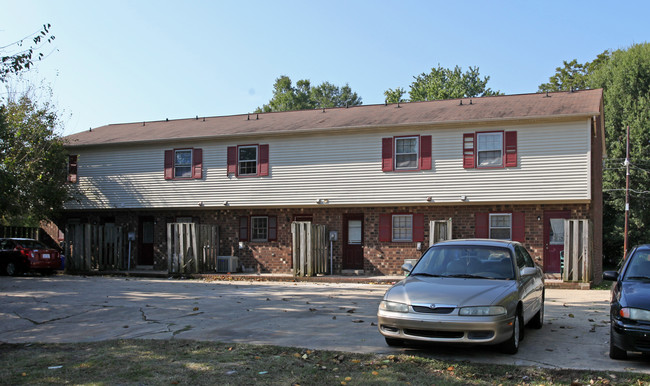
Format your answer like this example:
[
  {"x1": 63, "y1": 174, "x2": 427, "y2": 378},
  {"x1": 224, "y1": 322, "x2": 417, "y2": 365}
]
[
  {"x1": 390, "y1": 65, "x2": 501, "y2": 103},
  {"x1": 255, "y1": 76, "x2": 362, "y2": 113},
  {"x1": 384, "y1": 87, "x2": 406, "y2": 104},
  {"x1": 0, "y1": 91, "x2": 70, "y2": 226},
  {"x1": 1, "y1": 24, "x2": 55, "y2": 82},
  {"x1": 537, "y1": 53, "x2": 610, "y2": 93}
]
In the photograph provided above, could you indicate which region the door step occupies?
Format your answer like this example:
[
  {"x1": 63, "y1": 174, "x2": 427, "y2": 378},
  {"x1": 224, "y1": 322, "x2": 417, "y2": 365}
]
[{"x1": 341, "y1": 269, "x2": 365, "y2": 276}]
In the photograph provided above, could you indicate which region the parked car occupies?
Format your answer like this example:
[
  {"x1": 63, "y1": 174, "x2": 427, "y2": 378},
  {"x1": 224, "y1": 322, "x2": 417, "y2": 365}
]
[
  {"x1": 377, "y1": 239, "x2": 545, "y2": 354},
  {"x1": 0, "y1": 238, "x2": 61, "y2": 276},
  {"x1": 603, "y1": 244, "x2": 650, "y2": 360}
]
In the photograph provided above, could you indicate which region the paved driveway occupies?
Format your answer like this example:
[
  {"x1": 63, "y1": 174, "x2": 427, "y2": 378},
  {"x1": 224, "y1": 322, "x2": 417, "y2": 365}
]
[{"x1": 0, "y1": 275, "x2": 647, "y2": 373}]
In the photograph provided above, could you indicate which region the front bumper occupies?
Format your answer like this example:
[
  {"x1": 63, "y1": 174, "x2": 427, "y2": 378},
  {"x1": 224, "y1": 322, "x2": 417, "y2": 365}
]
[
  {"x1": 611, "y1": 319, "x2": 650, "y2": 353},
  {"x1": 377, "y1": 309, "x2": 514, "y2": 345}
]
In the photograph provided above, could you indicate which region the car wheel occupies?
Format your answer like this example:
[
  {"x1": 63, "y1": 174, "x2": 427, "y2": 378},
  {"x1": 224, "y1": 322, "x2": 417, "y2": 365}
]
[
  {"x1": 529, "y1": 295, "x2": 544, "y2": 329},
  {"x1": 385, "y1": 337, "x2": 404, "y2": 347},
  {"x1": 609, "y1": 327, "x2": 627, "y2": 360},
  {"x1": 5, "y1": 261, "x2": 19, "y2": 276},
  {"x1": 500, "y1": 312, "x2": 521, "y2": 354}
]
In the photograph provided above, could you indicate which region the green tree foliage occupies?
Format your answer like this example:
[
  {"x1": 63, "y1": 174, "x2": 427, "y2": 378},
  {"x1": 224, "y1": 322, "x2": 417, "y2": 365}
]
[
  {"x1": 537, "y1": 53, "x2": 610, "y2": 93},
  {"x1": 384, "y1": 87, "x2": 406, "y2": 104},
  {"x1": 396, "y1": 65, "x2": 501, "y2": 102},
  {"x1": 255, "y1": 76, "x2": 362, "y2": 113},
  {"x1": 0, "y1": 92, "x2": 70, "y2": 226},
  {"x1": 589, "y1": 43, "x2": 650, "y2": 262},
  {"x1": 1, "y1": 24, "x2": 55, "y2": 82}
]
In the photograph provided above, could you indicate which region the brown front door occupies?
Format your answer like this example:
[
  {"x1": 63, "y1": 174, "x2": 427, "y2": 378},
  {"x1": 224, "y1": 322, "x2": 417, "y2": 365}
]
[
  {"x1": 342, "y1": 214, "x2": 364, "y2": 269},
  {"x1": 543, "y1": 210, "x2": 570, "y2": 273},
  {"x1": 138, "y1": 216, "x2": 154, "y2": 265}
]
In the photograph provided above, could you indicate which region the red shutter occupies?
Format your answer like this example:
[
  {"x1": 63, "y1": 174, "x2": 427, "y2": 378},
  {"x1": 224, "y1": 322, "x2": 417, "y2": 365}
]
[
  {"x1": 420, "y1": 135, "x2": 432, "y2": 170},
  {"x1": 192, "y1": 148, "x2": 203, "y2": 179},
  {"x1": 463, "y1": 133, "x2": 475, "y2": 169},
  {"x1": 259, "y1": 144, "x2": 269, "y2": 176},
  {"x1": 475, "y1": 212, "x2": 489, "y2": 238},
  {"x1": 227, "y1": 146, "x2": 237, "y2": 175},
  {"x1": 382, "y1": 137, "x2": 393, "y2": 172},
  {"x1": 413, "y1": 213, "x2": 425, "y2": 242},
  {"x1": 379, "y1": 214, "x2": 392, "y2": 242},
  {"x1": 512, "y1": 212, "x2": 525, "y2": 242},
  {"x1": 164, "y1": 150, "x2": 174, "y2": 180},
  {"x1": 68, "y1": 155, "x2": 78, "y2": 183},
  {"x1": 239, "y1": 216, "x2": 249, "y2": 241},
  {"x1": 268, "y1": 216, "x2": 277, "y2": 241},
  {"x1": 505, "y1": 131, "x2": 517, "y2": 167}
]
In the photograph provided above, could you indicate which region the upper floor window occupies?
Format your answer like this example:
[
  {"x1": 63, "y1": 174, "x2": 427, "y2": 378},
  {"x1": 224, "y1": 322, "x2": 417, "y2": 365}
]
[
  {"x1": 164, "y1": 148, "x2": 202, "y2": 180},
  {"x1": 463, "y1": 131, "x2": 517, "y2": 169},
  {"x1": 477, "y1": 132, "x2": 503, "y2": 167},
  {"x1": 382, "y1": 135, "x2": 431, "y2": 172},
  {"x1": 227, "y1": 144, "x2": 269, "y2": 177}
]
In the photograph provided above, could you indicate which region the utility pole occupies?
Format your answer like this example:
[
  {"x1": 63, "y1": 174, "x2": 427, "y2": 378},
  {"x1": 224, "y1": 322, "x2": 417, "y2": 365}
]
[{"x1": 623, "y1": 125, "x2": 630, "y2": 260}]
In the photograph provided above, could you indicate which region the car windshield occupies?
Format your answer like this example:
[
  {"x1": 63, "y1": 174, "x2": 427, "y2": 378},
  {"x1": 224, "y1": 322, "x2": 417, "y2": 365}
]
[
  {"x1": 14, "y1": 239, "x2": 49, "y2": 249},
  {"x1": 623, "y1": 249, "x2": 650, "y2": 280},
  {"x1": 410, "y1": 245, "x2": 515, "y2": 280}
]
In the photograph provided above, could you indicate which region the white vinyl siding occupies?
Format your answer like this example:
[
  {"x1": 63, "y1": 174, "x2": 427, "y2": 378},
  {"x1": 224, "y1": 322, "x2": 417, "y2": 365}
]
[{"x1": 65, "y1": 119, "x2": 592, "y2": 210}]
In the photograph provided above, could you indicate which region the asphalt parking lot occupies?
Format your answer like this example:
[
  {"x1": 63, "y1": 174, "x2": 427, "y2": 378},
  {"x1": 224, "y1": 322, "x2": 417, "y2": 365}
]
[{"x1": 0, "y1": 275, "x2": 648, "y2": 374}]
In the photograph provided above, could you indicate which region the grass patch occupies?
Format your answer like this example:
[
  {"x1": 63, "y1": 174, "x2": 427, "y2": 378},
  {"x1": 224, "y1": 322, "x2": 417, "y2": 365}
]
[{"x1": 0, "y1": 340, "x2": 647, "y2": 385}]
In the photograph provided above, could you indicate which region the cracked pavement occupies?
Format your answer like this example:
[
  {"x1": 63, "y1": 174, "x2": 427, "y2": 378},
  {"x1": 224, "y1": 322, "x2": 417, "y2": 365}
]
[{"x1": 0, "y1": 275, "x2": 648, "y2": 373}]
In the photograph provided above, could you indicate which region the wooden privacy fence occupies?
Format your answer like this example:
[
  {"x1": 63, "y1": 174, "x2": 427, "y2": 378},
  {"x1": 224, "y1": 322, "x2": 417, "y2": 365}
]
[
  {"x1": 0, "y1": 225, "x2": 39, "y2": 239},
  {"x1": 64, "y1": 224, "x2": 126, "y2": 271},
  {"x1": 292, "y1": 222, "x2": 328, "y2": 277},
  {"x1": 562, "y1": 219, "x2": 592, "y2": 282},
  {"x1": 167, "y1": 223, "x2": 219, "y2": 274}
]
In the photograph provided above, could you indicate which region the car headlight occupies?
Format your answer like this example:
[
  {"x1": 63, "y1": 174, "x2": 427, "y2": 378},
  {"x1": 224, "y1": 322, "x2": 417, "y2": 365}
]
[
  {"x1": 619, "y1": 307, "x2": 650, "y2": 321},
  {"x1": 459, "y1": 306, "x2": 506, "y2": 316},
  {"x1": 379, "y1": 300, "x2": 409, "y2": 313}
]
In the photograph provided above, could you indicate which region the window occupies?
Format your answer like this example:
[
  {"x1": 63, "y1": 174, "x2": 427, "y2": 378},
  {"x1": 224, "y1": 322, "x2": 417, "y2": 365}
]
[
  {"x1": 489, "y1": 214, "x2": 512, "y2": 240},
  {"x1": 392, "y1": 214, "x2": 413, "y2": 241},
  {"x1": 227, "y1": 144, "x2": 270, "y2": 177},
  {"x1": 251, "y1": 216, "x2": 268, "y2": 241},
  {"x1": 378, "y1": 213, "x2": 425, "y2": 242},
  {"x1": 67, "y1": 155, "x2": 78, "y2": 183},
  {"x1": 238, "y1": 146, "x2": 258, "y2": 175},
  {"x1": 477, "y1": 132, "x2": 503, "y2": 167},
  {"x1": 239, "y1": 215, "x2": 277, "y2": 242},
  {"x1": 348, "y1": 220, "x2": 362, "y2": 245},
  {"x1": 463, "y1": 131, "x2": 517, "y2": 169},
  {"x1": 164, "y1": 148, "x2": 202, "y2": 180},
  {"x1": 175, "y1": 149, "x2": 192, "y2": 178},
  {"x1": 382, "y1": 135, "x2": 431, "y2": 172},
  {"x1": 395, "y1": 137, "x2": 418, "y2": 170}
]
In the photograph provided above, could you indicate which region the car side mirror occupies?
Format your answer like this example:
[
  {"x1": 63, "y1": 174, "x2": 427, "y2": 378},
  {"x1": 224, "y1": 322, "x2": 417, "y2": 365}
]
[
  {"x1": 603, "y1": 271, "x2": 619, "y2": 281},
  {"x1": 520, "y1": 267, "x2": 537, "y2": 277},
  {"x1": 401, "y1": 263, "x2": 413, "y2": 274}
]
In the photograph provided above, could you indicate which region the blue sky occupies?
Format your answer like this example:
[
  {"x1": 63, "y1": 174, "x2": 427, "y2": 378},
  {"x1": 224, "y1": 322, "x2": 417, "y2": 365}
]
[{"x1": 2, "y1": 0, "x2": 650, "y2": 136}]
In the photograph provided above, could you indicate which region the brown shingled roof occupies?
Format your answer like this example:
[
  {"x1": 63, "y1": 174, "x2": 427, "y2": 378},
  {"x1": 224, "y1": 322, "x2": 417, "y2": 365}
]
[{"x1": 65, "y1": 89, "x2": 603, "y2": 147}]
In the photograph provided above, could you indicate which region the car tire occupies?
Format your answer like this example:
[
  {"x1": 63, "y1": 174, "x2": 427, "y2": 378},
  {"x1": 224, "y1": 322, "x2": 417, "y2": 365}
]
[
  {"x1": 5, "y1": 261, "x2": 19, "y2": 276},
  {"x1": 499, "y1": 312, "x2": 522, "y2": 354},
  {"x1": 384, "y1": 337, "x2": 404, "y2": 347},
  {"x1": 529, "y1": 295, "x2": 544, "y2": 329},
  {"x1": 609, "y1": 327, "x2": 627, "y2": 360}
]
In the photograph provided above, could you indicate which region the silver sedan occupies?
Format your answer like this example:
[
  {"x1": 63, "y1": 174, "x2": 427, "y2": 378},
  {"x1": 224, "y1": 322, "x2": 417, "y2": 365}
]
[{"x1": 377, "y1": 239, "x2": 544, "y2": 354}]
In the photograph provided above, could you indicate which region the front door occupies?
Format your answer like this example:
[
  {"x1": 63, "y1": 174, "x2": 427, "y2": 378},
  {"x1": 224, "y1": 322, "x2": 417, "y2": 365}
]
[
  {"x1": 342, "y1": 214, "x2": 364, "y2": 270},
  {"x1": 138, "y1": 216, "x2": 154, "y2": 265},
  {"x1": 543, "y1": 210, "x2": 570, "y2": 273}
]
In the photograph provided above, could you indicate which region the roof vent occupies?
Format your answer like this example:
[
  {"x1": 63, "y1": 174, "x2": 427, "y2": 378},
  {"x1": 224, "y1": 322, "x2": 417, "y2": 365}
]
[
  {"x1": 166, "y1": 118, "x2": 169, "y2": 122},
  {"x1": 469, "y1": 99, "x2": 472, "y2": 105},
  {"x1": 459, "y1": 100, "x2": 463, "y2": 106}
]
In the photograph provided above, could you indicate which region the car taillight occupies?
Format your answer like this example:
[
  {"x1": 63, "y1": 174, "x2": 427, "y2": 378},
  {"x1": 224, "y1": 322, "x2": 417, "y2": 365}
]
[{"x1": 15, "y1": 246, "x2": 34, "y2": 259}]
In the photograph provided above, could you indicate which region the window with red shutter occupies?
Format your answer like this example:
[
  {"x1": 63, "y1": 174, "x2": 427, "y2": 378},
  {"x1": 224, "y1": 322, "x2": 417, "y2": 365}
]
[
  {"x1": 512, "y1": 212, "x2": 525, "y2": 242},
  {"x1": 381, "y1": 138, "x2": 393, "y2": 172},
  {"x1": 227, "y1": 146, "x2": 237, "y2": 175},
  {"x1": 505, "y1": 131, "x2": 518, "y2": 167},
  {"x1": 268, "y1": 216, "x2": 277, "y2": 241},
  {"x1": 378, "y1": 214, "x2": 392, "y2": 241},
  {"x1": 420, "y1": 136, "x2": 432, "y2": 170},
  {"x1": 164, "y1": 150, "x2": 174, "y2": 180},
  {"x1": 259, "y1": 144, "x2": 269, "y2": 176},
  {"x1": 475, "y1": 212, "x2": 489, "y2": 238},
  {"x1": 239, "y1": 216, "x2": 249, "y2": 241},
  {"x1": 413, "y1": 213, "x2": 425, "y2": 242},
  {"x1": 192, "y1": 148, "x2": 203, "y2": 179}
]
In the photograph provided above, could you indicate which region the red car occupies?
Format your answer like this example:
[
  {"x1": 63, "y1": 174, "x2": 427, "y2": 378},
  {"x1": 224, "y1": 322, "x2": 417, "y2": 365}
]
[{"x1": 0, "y1": 238, "x2": 61, "y2": 276}]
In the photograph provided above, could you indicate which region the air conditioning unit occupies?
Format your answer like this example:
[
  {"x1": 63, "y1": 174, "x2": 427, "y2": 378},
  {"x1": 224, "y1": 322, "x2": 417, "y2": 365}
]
[{"x1": 217, "y1": 256, "x2": 239, "y2": 273}]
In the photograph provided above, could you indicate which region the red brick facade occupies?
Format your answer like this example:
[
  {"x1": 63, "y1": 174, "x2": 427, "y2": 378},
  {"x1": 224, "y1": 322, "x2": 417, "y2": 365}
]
[{"x1": 62, "y1": 201, "x2": 600, "y2": 277}]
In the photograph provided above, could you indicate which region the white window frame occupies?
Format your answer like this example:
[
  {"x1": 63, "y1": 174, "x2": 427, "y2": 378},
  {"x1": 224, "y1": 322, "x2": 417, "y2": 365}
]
[
  {"x1": 238, "y1": 145, "x2": 258, "y2": 176},
  {"x1": 251, "y1": 216, "x2": 268, "y2": 242},
  {"x1": 394, "y1": 136, "x2": 419, "y2": 170},
  {"x1": 489, "y1": 213, "x2": 512, "y2": 240},
  {"x1": 476, "y1": 132, "x2": 503, "y2": 168},
  {"x1": 392, "y1": 214, "x2": 413, "y2": 242},
  {"x1": 174, "y1": 149, "x2": 192, "y2": 178}
]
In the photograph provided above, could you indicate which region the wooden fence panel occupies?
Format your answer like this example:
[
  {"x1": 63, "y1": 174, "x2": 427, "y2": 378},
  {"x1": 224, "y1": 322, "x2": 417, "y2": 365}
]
[
  {"x1": 64, "y1": 224, "x2": 126, "y2": 272},
  {"x1": 562, "y1": 219, "x2": 592, "y2": 283},
  {"x1": 167, "y1": 223, "x2": 218, "y2": 274},
  {"x1": 292, "y1": 222, "x2": 327, "y2": 277}
]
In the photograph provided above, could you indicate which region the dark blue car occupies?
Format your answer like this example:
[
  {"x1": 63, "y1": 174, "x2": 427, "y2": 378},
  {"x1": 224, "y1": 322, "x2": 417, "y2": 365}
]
[{"x1": 603, "y1": 244, "x2": 650, "y2": 360}]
